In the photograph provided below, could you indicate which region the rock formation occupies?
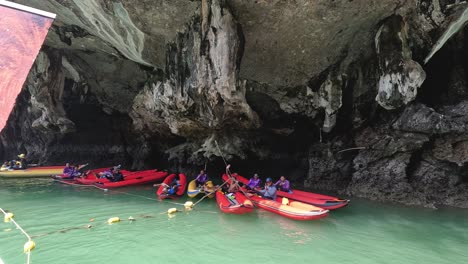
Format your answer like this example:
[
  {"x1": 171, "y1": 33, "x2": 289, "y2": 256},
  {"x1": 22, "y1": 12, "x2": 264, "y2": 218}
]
[{"x1": 2, "y1": 0, "x2": 468, "y2": 207}]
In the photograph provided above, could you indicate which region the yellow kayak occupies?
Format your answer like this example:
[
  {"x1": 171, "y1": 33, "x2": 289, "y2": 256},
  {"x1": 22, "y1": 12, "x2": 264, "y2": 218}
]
[
  {"x1": 0, "y1": 166, "x2": 65, "y2": 178},
  {"x1": 187, "y1": 180, "x2": 215, "y2": 198}
]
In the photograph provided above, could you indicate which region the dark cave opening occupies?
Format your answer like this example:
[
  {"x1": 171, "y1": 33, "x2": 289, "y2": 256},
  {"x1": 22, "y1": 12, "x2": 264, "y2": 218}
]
[
  {"x1": 418, "y1": 28, "x2": 468, "y2": 107},
  {"x1": 48, "y1": 78, "x2": 136, "y2": 167}
]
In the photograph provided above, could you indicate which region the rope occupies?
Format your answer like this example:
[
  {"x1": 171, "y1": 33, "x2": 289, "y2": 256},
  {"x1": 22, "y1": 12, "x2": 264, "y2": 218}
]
[
  {"x1": 335, "y1": 147, "x2": 366, "y2": 154},
  {"x1": 54, "y1": 179, "x2": 186, "y2": 206},
  {"x1": 0, "y1": 208, "x2": 33, "y2": 264},
  {"x1": 53, "y1": 179, "x2": 108, "y2": 191},
  {"x1": 106, "y1": 189, "x2": 186, "y2": 206},
  {"x1": 0, "y1": 208, "x2": 31, "y2": 241},
  {"x1": 192, "y1": 180, "x2": 229, "y2": 206},
  {"x1": 99, "y1": 188, "x2": 185, "y2": 206}
]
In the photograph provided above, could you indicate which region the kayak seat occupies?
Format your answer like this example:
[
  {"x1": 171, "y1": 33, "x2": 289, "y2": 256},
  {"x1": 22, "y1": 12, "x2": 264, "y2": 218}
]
[{"x1": 226, "y1": 194, "x2": 239, "y2": 206}]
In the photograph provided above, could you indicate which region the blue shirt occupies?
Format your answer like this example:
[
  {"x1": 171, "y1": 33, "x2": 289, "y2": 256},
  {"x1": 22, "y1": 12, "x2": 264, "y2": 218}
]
[{"x1": 260, "y1": 185, "x2": 277, "y2": 200}]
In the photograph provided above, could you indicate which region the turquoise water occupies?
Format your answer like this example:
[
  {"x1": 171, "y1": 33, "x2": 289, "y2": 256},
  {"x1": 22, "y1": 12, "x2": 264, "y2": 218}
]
[{"x1": 1, "y1": 178, "x2": 467, "y2": 264}]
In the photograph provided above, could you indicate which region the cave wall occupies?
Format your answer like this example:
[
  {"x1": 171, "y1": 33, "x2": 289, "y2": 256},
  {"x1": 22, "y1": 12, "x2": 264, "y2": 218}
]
[{"x1": 2, "y1": 0, "x2": 468, "y2": 207}]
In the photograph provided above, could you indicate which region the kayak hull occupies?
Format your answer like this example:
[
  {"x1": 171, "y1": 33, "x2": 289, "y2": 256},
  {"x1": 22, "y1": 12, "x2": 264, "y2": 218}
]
[
  {"x1": 249, "y1": 195, "x2": 328, "y2": 221},
  {"x1": 75, "y1": 169, "x2": 155, "y2": 185},
  {"x1": 0, "y1": 166, "x2": 66, "y2": 178},
  {"x1": 277, "y1": 193, "x2": 349, "y2": 210},
  {"x1": 187, "y1": 179, "x2": 215, "y2": 198},
  {"x1": 156, "y1": 173, "x2": 187, "y2": 199},
  {"x1": 216, "y1": 191, "x2": 254, "y2": 214},
  {"x1": 225, "y1": 174, "x2": 349, "y2": 210},
  {"x1": 94, "y1": 171, "x2": 168, "y2": 188}
]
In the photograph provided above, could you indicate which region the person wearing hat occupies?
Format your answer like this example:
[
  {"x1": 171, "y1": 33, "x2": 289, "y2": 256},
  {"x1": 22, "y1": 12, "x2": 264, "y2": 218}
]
[
  {"x1": 258, "y1": 178, "x2": 277, "y2": 200},
  {"x1": 15, "y1": 153, "x2": 27, "y2": 169},
  {"x1": 246, "y1": 173, "x2": 262, "y2": 190}
]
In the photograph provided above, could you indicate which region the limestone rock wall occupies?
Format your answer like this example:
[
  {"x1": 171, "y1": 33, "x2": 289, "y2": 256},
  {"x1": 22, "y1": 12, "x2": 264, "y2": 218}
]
[{"x1": 2, "y1": 0, "x2": 468, "y2": 207}]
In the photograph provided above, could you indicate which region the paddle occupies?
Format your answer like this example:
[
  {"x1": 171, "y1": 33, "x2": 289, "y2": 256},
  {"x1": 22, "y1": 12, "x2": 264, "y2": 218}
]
[
  {"x1": 77, "y1": 163, "x2": 89, "y2": 171},
  {"x1": 214, "y1": 140, "x2": 255, "y2": 206}
]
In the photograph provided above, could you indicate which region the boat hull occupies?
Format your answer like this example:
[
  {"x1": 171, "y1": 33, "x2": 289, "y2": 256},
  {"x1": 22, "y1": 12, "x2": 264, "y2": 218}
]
[
  {"x1": 157, "y1": 173, "x2": 187, "y2": 199},
  {"x1": 216, "y1": 191, "x2": 254, "y2": 214},
  {"x1": 93, "y1": 171, "x2": 168, "y2": 188},
  {"x1": 0, "y1": 166, "x2": 65, "y2": 178},
  {"x1": 224, "y1": 174, "x2": 349, "y2": 210},
  {"x1": 75, "y1": 169, "x2": 155, "y2": 185},
  {"x1": 187, "y1": 180, "x2": 215, "y2": 198},
  {"x1": 249, "y1": 195, "x2": 328, "y2": 221}
]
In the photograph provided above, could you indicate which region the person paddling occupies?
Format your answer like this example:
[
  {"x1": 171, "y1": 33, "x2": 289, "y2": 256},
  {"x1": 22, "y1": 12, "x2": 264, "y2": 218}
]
[
  {"x1": 195, "y1": 169, "x2": 211, "y2": 193},
  {"x1": 63, "y1": 163, "x2": 81, "y2": 179}
]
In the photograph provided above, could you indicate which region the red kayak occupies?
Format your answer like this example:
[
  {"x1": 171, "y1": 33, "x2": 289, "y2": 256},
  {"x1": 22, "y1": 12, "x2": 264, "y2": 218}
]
[
  {"x1": 215, "y1": 191, "x2": 254, "y2": 214},
  {"x1": 53, "y1": 167, "x2": 112, "y2": 180},
  {"x1": 156, "y1": 173, "x2": 187, "y2": 199},
  {"x1": 94, "y1": 171, "x2": 168, "y2": 188},
  {"x1": 75, "y1": 169, "x2": 156, "y2": 185},
  {"x1": 248, "y1": 194, "x2": 328, "y2": 220},
  {"x1": 224, "y1": 174, "x2": 349, "y2": 210},
  {"x1": 275, "y1": 191, "x2": 349, "y2": 210}
]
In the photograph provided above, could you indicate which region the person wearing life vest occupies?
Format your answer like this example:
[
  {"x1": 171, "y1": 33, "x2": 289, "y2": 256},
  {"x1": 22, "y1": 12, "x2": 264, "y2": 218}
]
[
  {"x1": 63, "y1": 163, "x2": 82, "y2": 179},
  {"x1": 274, "y1": 176, "x2": 291, "y2": 193},
  {"x1": 161, "y1": 179, "x2": 181, "y2": 196},
  {"x1": 63, "y1": 163, "x2": 73, "y2": 177},
  {"x1": 195, "y1": 170, "x2": 208, "y2": 187},
  {"x1": 14, "y1": 153, "x2": 27, "y2": 169},
  {"x1": 246, "y1": 173, "x2": 262, "y2": 190}
]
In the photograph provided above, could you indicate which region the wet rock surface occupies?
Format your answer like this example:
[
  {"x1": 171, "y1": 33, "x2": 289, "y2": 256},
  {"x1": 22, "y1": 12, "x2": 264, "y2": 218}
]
[{"x1": 2, "y1": 0, "x2": 468, "y2": 207}]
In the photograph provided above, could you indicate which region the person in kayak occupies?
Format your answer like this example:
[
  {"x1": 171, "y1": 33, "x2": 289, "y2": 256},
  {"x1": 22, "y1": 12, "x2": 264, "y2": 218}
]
[
  {"x1": 246, "y1": 173, "x2": 262, "y2": 190},
  {"x1": 12, "y1": 154, "x2": 27, "y2": 169},
  {"x1": 222, "y1": 176, "x2": 240, "y2": 193},
  {"x1": 63, "y1": 163, "x2": 81, "y2": 178},
  {"x1": 258, "y1": 178, "x2": 277, "y2": 200},
  {"x1": 274, "y1": 176, "x2": 292, "y2": 193},
  {"x1": 1, "y1": 161, "x2": 12, "y2": 170},
  {"x1": 99, "y1": 167, "x2": 115, "y2": 180},
  {"x1": 195, "y1": 169, "x2": 208, "y2": 187},
  {"x1": 111, "y1": 167, "x2": 124, "y2": 182},
  {"x1": 161, "y1": 179, "x2": 181, "y2": 196}
]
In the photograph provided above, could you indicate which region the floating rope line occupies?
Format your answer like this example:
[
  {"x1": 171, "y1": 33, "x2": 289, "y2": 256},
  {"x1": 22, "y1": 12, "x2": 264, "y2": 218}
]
[
  {"x1": 192, "y1": 180, "x2": 229, "y2": 207},
  {"x1": 53, "y1": 179, "x2": 188, "y2": 206},
  {"x1": 102, "y1": 188, "x2": 187, "y2": 207},
  {"x1": 52, "y1": 179, "x2": 109, "y2": 191},
  {"x1": 28, "y1": 207, "x2": 221, "y2": 239},
  {"x1": 54, "y1": 176, "x2": 219, "y2": 214},
  {"x1": 0, "y1": 208, "x2": 34, "y2": 264}
]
